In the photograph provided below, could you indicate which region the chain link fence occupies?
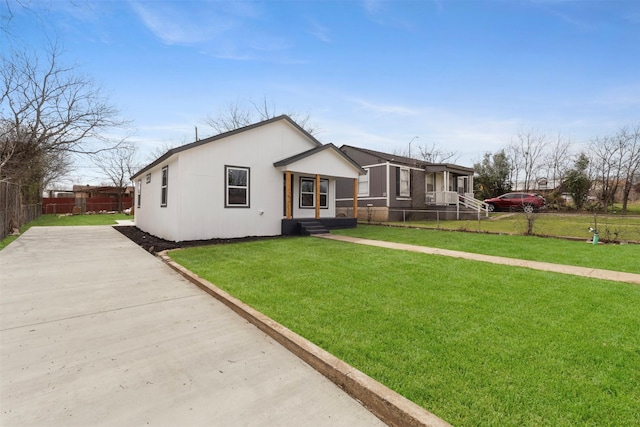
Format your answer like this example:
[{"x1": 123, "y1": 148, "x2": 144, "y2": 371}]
[{"x1": 0, "y1": 180, "x2": 41, "y2": 240}]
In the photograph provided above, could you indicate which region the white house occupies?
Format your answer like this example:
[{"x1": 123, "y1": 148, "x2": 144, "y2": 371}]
[{"x1": 131, "y1": 115, "x2": 364, "y2": 242}]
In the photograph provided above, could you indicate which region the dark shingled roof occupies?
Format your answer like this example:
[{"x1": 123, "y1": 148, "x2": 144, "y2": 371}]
[{"x1": 340, "y1": 144, "x2": 474, "y2": 173}]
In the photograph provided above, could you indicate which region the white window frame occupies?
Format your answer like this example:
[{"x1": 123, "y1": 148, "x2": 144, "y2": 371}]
[
  {"x1": 399, "y1": 168, "x2": 410, "y2": 197},
  {"x1": 225, "y1": 166, "x2": 250, "y2": 208},
  {"x1": 146, "y1": 173, "x2": 151, "y2": 184},
  {"x1": 358, "y1": 168, "x2": 369, "y2": 196},
  {"x1": 160, "y1": 166, "x2": 168, "y2": 207},
  {"x1": 137, "y1": 179, "x2": 141, "y2": 208},
  {"x1": 300, "y1": 177, "x2": 328, "y2": 209}
]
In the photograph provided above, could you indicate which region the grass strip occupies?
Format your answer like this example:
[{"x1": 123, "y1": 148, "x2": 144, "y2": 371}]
[
  {"x1": 333, "y1": 224, "x2": 640, "y2": 274},
  {"x1": 169, "y1": 237, "x2": 640, "y2": 427}
]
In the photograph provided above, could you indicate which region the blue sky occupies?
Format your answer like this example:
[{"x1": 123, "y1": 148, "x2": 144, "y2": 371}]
[{"x1": 5, "y1": 0, "x2": 640, "y2": 185}]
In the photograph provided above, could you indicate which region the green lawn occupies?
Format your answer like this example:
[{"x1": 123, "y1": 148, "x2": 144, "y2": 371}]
[
  {"x1": 391, "y1": 212, "x2": 640, "y2": 242},
  {"x1": 0, "y1": 213, "x2": 130, "y2": 250},
  {"x1": 333, "y1": 224, "x2": 640, "y2": 274},
  {"x1": 169, "y1": 237, "x2": 640, "y2": 427}
]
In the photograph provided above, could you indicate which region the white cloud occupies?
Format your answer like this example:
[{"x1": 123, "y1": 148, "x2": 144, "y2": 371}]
[
  {"x1": 349, "y1": 98, "x2": 422, "y2": 116},
  {"x1": 129, "y1": 1, "x2": 235, "y2": 45},
  {"x1": 307, "y1": 20, "x2": 332, "y2": 43}
]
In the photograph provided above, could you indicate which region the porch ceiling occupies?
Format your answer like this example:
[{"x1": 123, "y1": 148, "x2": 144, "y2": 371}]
[{"x1": 424, "y1": 164, "x2": 474, "y2": 175}]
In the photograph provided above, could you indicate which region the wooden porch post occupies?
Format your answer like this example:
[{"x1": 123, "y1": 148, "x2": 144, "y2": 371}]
[
  {"x1": 285, "y1": 171, "x2": 292, "y2": 219},
  {"x1": 353, "y1": 178, "x2": 358, "y2": 219},
  {"x1": 315, "y1": 174, "x2": 320, "y2": 219}
]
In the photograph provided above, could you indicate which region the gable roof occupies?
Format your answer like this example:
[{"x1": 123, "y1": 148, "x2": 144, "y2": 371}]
[
  {"x1": 131, "y1": 115, "x2": 321, "y2": 180},
  {"x1": 274, "y1": 143, "x2": 365, "y2": 174},
  {"x1": 340, "y1": 144, "x2": 474, "y2": 173},
  {"x1": 340, "y1": 145, "x2": 427, "y2": 167}
]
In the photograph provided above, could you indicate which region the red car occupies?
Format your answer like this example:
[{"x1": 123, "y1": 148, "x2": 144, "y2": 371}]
[{"x1": 483, "y1": 192, "x2": 546, "y2": 213}]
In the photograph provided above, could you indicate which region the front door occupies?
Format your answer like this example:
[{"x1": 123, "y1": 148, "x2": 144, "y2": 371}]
[{"x1": 457, "y1": 176, "x2": 468, "y2": 194}]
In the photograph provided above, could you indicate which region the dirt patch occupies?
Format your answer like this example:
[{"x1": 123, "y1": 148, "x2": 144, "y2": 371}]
[{"x1": 113, "y1": 225, "x2": 280, "y2": 254}]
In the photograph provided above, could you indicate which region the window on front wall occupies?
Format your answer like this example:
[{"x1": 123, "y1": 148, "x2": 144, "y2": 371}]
[
  {"x1": 226, "y1": 166, "x2": 250, "y2": 207},
  {"x1": 426, "y1": 173, "x2": 435, "y2": 192},
  {"x1": 137, "y1": 179, "x2": 141, "y2": 208},
  {"x1": 358, "y1": 168, "x2": 369, "y2": 196},
  {"x1": 300, "y1": 177, "x2": 328, "y2": 208},
  {"x1": 398, "y1": 168, "x2": 410, "y2": 197},
  {"x1": 160, "y1": 166, "x2": 168, "y2": 207}
]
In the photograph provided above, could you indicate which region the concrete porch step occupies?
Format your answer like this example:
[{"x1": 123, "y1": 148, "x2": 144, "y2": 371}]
[{"x1": 298, "y1": 221, "x2": 329, "y2": 235}]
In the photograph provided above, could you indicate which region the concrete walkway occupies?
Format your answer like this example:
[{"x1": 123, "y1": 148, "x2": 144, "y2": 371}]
[
  {"x1": 318, "y1": 234, "x2": 640, "y2": 285},
  {"x1": 0, "y1": 226, "x2": 388, "y2": 427}
]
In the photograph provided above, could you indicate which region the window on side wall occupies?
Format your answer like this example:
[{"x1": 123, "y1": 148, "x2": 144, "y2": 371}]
[
  {"x1": 226, "y1": 166, "x2": 250, "y2": 207},
  {"x1": 160, "y1": 166, "x2": 168, "y2": 207},
  {"x1": 300, "y1": 177, "x2": 328, "y2": 208},
  {"x1": 358, "y1": 168, "x2": 369, "y2": 196},
  {"x1": 137, "y1": 179, "x2": 141, "y2": 208}
]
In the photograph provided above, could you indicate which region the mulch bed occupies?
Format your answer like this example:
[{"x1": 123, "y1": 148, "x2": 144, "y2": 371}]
[{"x1": 113, "y1": 225, "x2": 278, "y2": 254}]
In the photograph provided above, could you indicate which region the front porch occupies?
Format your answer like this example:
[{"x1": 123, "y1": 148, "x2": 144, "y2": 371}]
[
  {"x1": 425, "y1": 190, "x2": 475, "y2": 205},
  {"x1": 273, "y1": 143, "x2": 364, "y2": 236},
  {"x1": 424, "y1": 166, "x2": 488, "y2": 218}
]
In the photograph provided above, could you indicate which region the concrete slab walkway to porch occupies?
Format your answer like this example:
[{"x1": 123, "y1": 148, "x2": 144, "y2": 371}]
[{"x1": 317, "y1": 234, "x2": 640, "y2": 285}]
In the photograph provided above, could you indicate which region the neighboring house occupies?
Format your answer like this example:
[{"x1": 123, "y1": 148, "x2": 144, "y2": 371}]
[
  {"x1": 44, "y1": 189, "x2": 75, "y2": 198},
  {"x1": 590, "y1": 178, "x2": 639, "y2": 204},
  {"x1": 336, "y1": 145, "x2": 483, "y2": 221},
  {"x1": 42, "y1": 185, "x2": 134, "y2": 214},
  {"x1": 512, "y1": 178, "x2": 562, "y2": 192},
  {"x1": 72, "y1": 185, "x2": 134, "y2": 198},
  {"x1": 130, "y1": 115, "x2": 364, "y2": 242}
]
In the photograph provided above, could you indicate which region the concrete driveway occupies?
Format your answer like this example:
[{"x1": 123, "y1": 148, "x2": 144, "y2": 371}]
[{"x1": 0, "y1": 226, "x2": 385, "y2": 426}]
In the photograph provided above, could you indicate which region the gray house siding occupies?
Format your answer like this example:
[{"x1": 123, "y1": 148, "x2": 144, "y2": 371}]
[{"x1": 337, "y1": 145, "x2": 476, "y2": 222}]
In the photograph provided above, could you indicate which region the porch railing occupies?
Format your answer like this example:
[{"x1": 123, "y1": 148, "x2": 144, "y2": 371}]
[
  {"x1": 458, "y1": 193, "x2": 490, "y2": 218},
  {"x1": 425, "y1": 191, "x2": 489, "y2": 219},
  {"x1": 425, "y1": 191, "x2": 460, "y2": 205}
]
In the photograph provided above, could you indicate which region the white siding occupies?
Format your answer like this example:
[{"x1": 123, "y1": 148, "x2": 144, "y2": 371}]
[
  {"x1": 134, "y1": 118, "x2": 362, "y2": 241},
  {"x1": 174, "y1": 120, "x2": 318, "y2": 240},
  {"x1": 134, "y1": 156, "x2": 181, "y2": 241},
  {"x1": 283, "y1": 148, "x2": 362, "y2": 179}
]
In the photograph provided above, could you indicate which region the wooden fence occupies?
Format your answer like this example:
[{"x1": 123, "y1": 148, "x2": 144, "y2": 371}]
[{"x1": 42, "y1": 197, "x2": 133, "y2": 214}]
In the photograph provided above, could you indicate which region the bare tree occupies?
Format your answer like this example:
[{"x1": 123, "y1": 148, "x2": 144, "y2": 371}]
[
  {"x1": 618, "y1": 125, "x2": 640, "y2": 212},
  {"x1": 544, "y1": 133, "x2": 572, "y2": 187},
  {"x1": 590, "y1": 134, "x2": 622, "y2": 212},
  {"x1": 504, "y1": 142, "x2": 519, "y2": 192},
  {"x1": 508, "y1": 128, "x2": 548, "y2": 191},
  {"x1": 91, "y1": 141, "x2": 138, "y2": 212},
  {"x1": 205, "y1": 100, "x2": 254, "y2": 134},
  {"x1": 146, "y1": 142, "x2": 180, "y2": 163},
  {"x1": 204, "y1": 97, "x2": 316, "y2": 135},
  {"x1": 417, "y1": 141, "x2": 461, "y2": 164},
  {"x1": 41, "y1": 149, "x2": 74, "y2": 192},
  {"x1": 0, "y1": 41, "x2": 129, "y2": 200}
]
